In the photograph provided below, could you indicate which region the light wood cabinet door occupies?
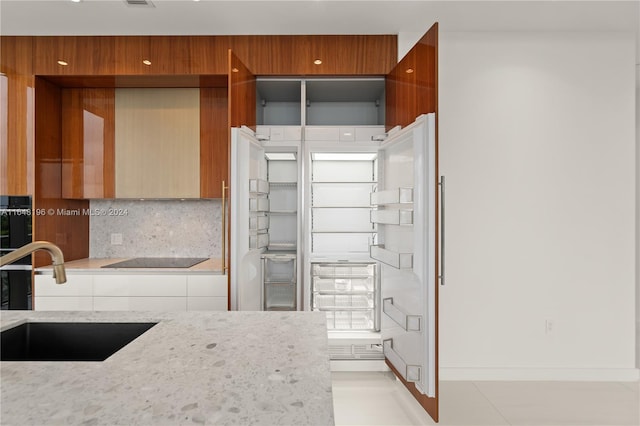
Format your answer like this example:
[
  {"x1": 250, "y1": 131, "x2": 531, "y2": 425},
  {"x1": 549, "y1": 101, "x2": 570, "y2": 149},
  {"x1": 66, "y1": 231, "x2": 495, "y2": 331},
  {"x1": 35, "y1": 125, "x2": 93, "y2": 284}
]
[{"x1": 115, "y1": 88, "x2": 200, "y2": 198}]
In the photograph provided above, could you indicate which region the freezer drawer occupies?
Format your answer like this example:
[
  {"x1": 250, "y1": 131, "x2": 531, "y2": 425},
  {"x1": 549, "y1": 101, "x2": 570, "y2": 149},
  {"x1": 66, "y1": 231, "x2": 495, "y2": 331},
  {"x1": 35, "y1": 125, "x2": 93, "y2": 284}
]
[
  {"x1": 324, "y1": 310, "x2": 376, "y2": 330},
  {"x1": 262, "y1": 255, "x2": 297, "y2": 311},
  {"x1": 264, "y1": 282, "x2": 296, "y2": 310},
  {"x1": 311, "y1": 262, "x2": 378, "y2": 331}
]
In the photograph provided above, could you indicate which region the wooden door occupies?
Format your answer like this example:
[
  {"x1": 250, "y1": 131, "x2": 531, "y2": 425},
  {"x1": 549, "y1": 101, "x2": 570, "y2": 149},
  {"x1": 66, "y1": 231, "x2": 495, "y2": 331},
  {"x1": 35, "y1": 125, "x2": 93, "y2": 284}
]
[{"x1": 384, "y1": 22, "x2": 440, "y2": 423}]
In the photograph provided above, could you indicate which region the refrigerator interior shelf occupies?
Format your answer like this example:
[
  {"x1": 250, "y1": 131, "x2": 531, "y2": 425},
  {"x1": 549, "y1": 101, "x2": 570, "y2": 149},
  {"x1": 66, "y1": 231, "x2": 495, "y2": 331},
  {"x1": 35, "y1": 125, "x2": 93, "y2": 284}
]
[
  {"x1": 370, "y1": 209, "x2": 414, "y2": 225},
  {"x1": 265, "y1": 278, "x2": 295, "y2": 285},
  {"x1": 267, "y1": 242, "x2": 296, "y2": 249},
  {"x1": 311, "y1": 230, "x2": 375, "y2": 234},
  {"x1": 370, "y1": 187, "x2": 414, "y2": 206},
  {"x1": 383, "y1": 297, "x2": 422, "y2": 332},
  {"x1": 383, "y1": 338, "x2": 422, "y2": 383},
  {"x1": 312, "y1": 180, "x2": 377, "y2": 184},
  {"x1": 370, "y1": 245, "x2": 413, "y2": 269},
  {"x1": 269, "y1": 182, "x2": 297, "y2": 187},
  {"x1": 249, "y1": 179, "x2": 270, "y2": 194}
]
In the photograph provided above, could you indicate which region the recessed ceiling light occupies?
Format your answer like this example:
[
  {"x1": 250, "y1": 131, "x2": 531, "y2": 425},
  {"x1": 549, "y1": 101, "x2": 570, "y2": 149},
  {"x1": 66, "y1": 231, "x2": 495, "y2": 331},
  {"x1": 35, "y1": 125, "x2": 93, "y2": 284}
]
[
  {"x1": 231, "y1": 68, "x2": 239, "y2": 73},
  {"x1": 313, "y1": 59, "x2": 322, "y2": 65},
  {"x1": 71, "y1": 0, "x2": 81, "y2": 3},
  {"x1": 142, "y1": 59, "x2": 151, "y2": 66},
  {"x1": 312, "y1": 153, "x2": 377, "y2": 161},
  {"x1": 57, "y1": 60, "x2": 68, "y2": 66},
  {"x1": 405, "y1": 68, "x2": 414, "y2": 74}
]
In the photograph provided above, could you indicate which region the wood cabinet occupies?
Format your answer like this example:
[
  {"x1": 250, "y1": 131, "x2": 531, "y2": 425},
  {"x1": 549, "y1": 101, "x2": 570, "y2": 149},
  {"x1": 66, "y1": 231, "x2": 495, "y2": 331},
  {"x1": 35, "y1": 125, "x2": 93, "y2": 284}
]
[
  {"x1": 1, "y1": 36, "x2": 34, "y2": 196},
  {"x1": 61, "y1": 88, "x2": 115, "y2": 199}
]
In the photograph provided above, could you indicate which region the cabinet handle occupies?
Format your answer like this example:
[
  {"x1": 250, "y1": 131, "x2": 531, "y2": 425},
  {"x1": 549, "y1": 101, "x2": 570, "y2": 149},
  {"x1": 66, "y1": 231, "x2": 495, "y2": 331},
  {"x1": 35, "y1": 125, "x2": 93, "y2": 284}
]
[
  {"x1": 221, "y1": 180, "x2": 228, "y2": 272},
  {"x1": 439, "y1": 176, "x2": 445, "y2": 286}
]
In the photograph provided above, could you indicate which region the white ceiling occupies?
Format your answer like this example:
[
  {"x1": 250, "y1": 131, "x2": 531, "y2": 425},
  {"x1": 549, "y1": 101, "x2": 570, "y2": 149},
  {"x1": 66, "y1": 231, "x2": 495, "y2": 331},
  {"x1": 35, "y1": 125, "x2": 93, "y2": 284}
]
[
  {"x1": 1, "y1": 0, "x2": 638, "y2": 84},
  {"x1": 0, "y1": 1, "x2": 637, "y2": 37}
]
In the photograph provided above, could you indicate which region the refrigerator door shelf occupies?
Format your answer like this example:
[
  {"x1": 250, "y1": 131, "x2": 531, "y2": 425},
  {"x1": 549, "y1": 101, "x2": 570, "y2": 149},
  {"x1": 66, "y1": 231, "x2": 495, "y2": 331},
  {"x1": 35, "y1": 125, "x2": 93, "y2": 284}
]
[
  {"x1": 383, "y1": 338, "x2": 422, "y2": 383},
  {"x1": 370, "y1": 245, "x2": 413, "y2": 269},
  {"x1": 370, "y1": 187, "x2": 413, "y2": 206},
  {"x1": 383, "y1": 297, "x2": 422, "y2": 332},
  {"x1": 249, "y1": 179, "x2": 269, "y2": 194},
  {"x1": 370, "y1": 209, "x2": 414, "y2": 226}
]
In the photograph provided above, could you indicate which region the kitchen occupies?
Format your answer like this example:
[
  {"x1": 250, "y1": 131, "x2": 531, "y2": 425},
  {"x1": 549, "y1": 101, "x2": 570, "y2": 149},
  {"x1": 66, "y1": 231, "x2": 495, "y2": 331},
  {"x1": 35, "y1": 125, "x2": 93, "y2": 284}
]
[{"x1": 3, "y1": 0, "x2": 640, "y2": 426}]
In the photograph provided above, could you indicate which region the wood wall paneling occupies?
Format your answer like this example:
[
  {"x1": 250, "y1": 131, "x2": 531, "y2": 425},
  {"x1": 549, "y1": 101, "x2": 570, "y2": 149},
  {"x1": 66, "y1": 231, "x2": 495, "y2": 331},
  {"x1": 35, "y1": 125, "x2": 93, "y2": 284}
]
[
  {"x1": 1, "y1": 36, "x2": 34, "y2": 195},
  {"x1": 34, "y1": 77, "x2": 89, "y2": 267},
  {"x1": 200, "y1": 87, "x2": 228, "y2": 198},
  {"x1": 34, "y1": 36, "x2": 115, "y2": 75},
  {"x1": 61, "y1": 88, "x2": 115, "y2": 199},
  {"x1": 114, "y1": 36, "x2": 151, "y2": 75}
]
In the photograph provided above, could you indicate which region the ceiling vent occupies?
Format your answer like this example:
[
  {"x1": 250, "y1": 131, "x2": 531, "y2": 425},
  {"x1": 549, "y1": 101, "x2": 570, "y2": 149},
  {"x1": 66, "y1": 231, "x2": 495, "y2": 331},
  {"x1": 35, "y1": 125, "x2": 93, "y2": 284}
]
[{"x1": 124, "y1": 0, "x2": 155, "y2": 7}]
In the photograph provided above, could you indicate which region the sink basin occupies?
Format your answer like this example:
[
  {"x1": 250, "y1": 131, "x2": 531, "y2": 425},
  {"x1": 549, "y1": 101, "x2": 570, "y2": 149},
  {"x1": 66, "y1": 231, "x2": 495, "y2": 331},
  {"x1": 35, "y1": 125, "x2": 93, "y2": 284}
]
[{"x1": 1, "y1": 322, "x2": 157, "y2": 362}]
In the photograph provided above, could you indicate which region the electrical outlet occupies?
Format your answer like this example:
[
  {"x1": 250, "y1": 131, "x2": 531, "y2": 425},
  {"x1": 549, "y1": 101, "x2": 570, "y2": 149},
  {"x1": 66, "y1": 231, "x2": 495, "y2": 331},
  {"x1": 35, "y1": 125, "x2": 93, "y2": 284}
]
[
  {"x1": 545, "y1": 319, "x2": 554, "y2": 334},
  {"x1": 110, "y1": 233, "x2": 123, "y2": 245}
]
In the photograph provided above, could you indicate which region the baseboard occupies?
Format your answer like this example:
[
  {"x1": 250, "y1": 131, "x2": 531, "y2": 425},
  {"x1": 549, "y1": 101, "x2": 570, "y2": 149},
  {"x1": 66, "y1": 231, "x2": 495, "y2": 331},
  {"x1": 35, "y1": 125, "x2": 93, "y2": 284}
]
[{"x1": 440, "y1": 367, "x2": 640, "y2": 382}]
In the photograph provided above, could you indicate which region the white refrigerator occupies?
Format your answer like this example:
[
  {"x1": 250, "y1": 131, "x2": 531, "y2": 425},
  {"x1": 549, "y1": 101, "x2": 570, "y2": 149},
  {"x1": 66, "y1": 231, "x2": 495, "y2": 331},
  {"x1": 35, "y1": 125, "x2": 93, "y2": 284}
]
[{"x1": 230, "y1": 113, "x2": 437, "y2": 397}]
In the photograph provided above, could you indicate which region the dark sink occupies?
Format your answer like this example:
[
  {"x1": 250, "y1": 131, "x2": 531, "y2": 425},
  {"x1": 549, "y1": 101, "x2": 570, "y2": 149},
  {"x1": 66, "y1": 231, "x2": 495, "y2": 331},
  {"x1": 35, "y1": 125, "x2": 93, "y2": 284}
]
[{"x1": 1, "y1": 322, "x2": 157, "y2": 362}]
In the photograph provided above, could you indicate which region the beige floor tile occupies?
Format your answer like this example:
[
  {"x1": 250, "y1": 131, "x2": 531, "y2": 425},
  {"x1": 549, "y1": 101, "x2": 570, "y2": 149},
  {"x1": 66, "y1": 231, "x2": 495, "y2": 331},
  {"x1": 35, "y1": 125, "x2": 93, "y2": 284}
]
[
  {"x1": 474, "y1": 381, "x2": 640, "y2": 426},
  {"x1": 438, "y1": 381, "x2": 510, "y2": 425}
]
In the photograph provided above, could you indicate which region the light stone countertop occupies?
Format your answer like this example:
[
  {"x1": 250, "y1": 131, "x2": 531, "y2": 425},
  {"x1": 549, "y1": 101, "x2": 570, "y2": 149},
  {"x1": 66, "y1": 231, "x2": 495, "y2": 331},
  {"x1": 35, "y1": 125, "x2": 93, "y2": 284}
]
[
  {"x1": 0, "y1": 310, "x2": 334, "y2": 426},
  {"x1": 35, "y1": 257, "x2": 224, "y2": 275}
]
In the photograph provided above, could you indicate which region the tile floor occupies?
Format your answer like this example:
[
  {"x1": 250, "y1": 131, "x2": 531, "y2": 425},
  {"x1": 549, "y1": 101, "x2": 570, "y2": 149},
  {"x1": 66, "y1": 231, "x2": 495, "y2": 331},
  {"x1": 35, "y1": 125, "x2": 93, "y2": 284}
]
[{"x1": 332, "y1": 372, "x2": 640, "y2": 425}]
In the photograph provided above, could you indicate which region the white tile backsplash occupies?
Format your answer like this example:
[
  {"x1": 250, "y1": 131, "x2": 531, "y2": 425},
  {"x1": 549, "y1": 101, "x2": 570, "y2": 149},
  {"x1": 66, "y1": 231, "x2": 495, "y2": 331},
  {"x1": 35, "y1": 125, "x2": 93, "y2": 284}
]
[{"x1": 90, "y1": 199, "x2": 220, "y2": 258}]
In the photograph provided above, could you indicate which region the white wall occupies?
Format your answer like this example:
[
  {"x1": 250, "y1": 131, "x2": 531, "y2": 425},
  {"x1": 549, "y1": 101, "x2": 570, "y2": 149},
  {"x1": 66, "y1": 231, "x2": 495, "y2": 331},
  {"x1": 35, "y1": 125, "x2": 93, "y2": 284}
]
[{"x1": 439, "y1": 32, "x2": 637, "y2": 380}]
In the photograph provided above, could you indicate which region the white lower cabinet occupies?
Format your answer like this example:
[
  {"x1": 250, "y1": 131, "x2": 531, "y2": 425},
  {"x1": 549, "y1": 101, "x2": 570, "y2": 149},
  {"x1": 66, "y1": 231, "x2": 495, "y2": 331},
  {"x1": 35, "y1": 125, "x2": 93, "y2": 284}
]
[
  {"x1": 94, "y1": 296, "x2": 187, "y2": 311},
  {"x1": 34, "y1": 273, "x2": 227, "y2": 311}
]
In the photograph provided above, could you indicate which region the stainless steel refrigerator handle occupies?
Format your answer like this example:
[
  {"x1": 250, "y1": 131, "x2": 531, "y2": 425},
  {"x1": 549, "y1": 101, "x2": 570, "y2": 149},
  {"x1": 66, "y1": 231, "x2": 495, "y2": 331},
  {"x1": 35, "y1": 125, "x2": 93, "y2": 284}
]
[{"x1": 439, "y1": 176, "x2": 445, "y2": 286}]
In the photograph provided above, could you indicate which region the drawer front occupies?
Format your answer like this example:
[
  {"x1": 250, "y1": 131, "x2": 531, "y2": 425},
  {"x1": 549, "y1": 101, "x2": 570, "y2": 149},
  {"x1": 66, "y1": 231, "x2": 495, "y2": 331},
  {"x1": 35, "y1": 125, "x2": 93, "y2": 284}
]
[
  {"x1": 34, "y1": 296, "x2": 93, "y2": 311},
  {"x1": 187, "y1": 296, "x2": 227, "y2": 311},
  {"x1": 313, "y1": 276, "x2": 374, "y2": 293},
  {"x1": 35, "y1": 274, "x2": 93, "y2": 296},
  {"x1": 93, "y1": 296, "x2": 186, "y2": 311},
  {"x1": 354, "y1": 126, "x2": 385, "y2": 142},
  {"x1": 314, "y1": 294, "x2": 375, "y2": 310},
  {"x1": 324, "y1": 310, "x2": 375, "y2": 330},
  {"x1": 187, "y1": 275, "x2": 228, "y2": 297},
  {"x1": 93, "y1": 275, "x2": 187, "y2": 297},
  {"x1": 311, "y1": 263, "x2": 375, "y2": 278}
]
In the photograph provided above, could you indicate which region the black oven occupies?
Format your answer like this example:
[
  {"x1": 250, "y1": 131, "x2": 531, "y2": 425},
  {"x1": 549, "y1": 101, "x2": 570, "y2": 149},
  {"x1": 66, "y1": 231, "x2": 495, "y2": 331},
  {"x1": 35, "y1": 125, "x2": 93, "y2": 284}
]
[{"x1": 1, "y1": 196, "x2": 33, "y2": 310}]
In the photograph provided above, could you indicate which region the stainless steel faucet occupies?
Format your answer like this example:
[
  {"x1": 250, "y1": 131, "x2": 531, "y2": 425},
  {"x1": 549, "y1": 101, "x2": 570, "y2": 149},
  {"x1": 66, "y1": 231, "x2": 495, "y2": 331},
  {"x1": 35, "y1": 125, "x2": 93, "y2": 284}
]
[{"x1": 0, "y1": 241, "x2": 67, "y2": 284}]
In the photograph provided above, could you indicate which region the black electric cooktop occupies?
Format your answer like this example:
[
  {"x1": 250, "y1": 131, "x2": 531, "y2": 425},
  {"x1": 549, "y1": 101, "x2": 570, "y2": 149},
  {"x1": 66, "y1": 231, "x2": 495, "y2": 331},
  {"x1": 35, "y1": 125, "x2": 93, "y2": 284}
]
[{"x1": 101, "y1": 257, "x2": 208, "y2": 269}]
